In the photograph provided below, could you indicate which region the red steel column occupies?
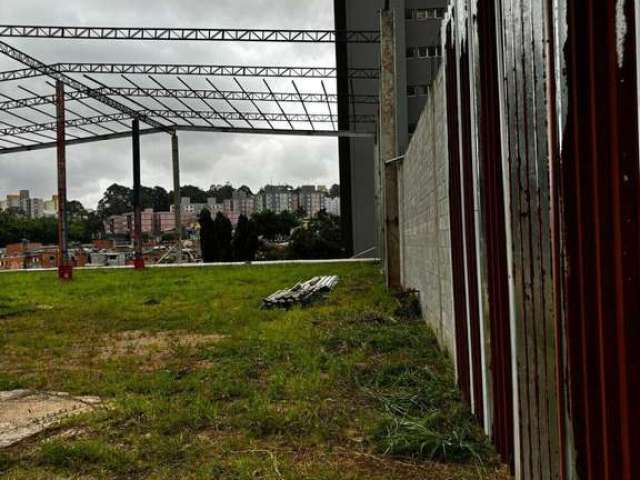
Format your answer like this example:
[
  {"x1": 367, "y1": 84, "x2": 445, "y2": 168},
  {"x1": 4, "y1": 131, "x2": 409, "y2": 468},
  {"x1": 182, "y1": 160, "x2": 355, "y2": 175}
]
[
  {"x1": 132, "y1": 118, "x2": 145, "y2": 269},
  {"x1": 55, "y1": 81, "x2": 72, "y2": 280}
]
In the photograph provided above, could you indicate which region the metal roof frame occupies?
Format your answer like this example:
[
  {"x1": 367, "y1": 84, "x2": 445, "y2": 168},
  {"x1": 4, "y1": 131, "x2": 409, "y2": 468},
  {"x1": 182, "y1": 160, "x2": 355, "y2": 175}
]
[{"x1": 0, "y1": 24, "x2": 378, "y2": 154}]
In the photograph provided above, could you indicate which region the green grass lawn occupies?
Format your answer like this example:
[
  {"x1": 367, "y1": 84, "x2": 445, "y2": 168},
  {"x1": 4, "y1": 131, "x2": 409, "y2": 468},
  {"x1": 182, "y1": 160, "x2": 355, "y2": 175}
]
[{"x1": 0, "y1": 263, "x2": 509, "y2": 479}]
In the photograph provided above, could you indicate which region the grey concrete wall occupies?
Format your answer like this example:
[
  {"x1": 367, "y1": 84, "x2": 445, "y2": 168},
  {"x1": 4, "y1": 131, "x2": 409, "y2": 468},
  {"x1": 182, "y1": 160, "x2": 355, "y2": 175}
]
[
  {"x1": 398, "y1": 68, "x2": 456, "y2": 355},
  {"x1": 338, "y1": 0, "x2": 446, "y2": 258}
]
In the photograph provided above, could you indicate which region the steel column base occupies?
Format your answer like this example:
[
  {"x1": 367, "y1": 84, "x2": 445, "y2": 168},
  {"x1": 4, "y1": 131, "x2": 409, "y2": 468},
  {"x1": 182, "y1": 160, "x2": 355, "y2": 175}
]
[
  {"x1": 58, "y1": 265, "x2": 73, "y2": 280},
  {"x1": 133, "y1": 258, "x2": 145, "y2": 270}
]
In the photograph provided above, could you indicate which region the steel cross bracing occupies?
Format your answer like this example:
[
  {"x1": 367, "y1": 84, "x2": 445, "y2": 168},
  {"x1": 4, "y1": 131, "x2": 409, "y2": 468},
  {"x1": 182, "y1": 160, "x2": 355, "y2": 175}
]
[
  {"x1": 0, "y1": 63, "x2": 379, "y2": 82},
  {"x1": 0, "y1": 40, "x2": 170, "y2": 132},
  {"x1": 0, "y1": 25, "x2": 380, "y2": 153},
  {"x1": 0, "y1": 25, "x2": 380, "y2": 43},
  {"x1": 0, "y1": 111, "x2": 377, "y2": 137}
]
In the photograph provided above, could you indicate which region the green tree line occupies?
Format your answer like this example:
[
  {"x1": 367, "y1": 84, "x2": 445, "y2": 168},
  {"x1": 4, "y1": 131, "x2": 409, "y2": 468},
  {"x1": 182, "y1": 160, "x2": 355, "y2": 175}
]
[{"x1": 0, "y1": 205, "x2": 102, "y2": 248}]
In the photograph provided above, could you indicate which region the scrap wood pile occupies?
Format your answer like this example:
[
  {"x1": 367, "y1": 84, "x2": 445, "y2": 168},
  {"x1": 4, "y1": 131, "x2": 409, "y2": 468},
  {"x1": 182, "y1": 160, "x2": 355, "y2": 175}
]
[{"x1": 262, "y1": 275, "x2": 339, "y2": 309}]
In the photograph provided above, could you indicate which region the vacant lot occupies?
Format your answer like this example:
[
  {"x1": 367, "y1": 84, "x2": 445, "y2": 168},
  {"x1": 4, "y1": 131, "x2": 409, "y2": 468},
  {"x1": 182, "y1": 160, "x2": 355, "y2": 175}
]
[{"x1": 0, "y1": 263, "x2": 509, "y2": 479}]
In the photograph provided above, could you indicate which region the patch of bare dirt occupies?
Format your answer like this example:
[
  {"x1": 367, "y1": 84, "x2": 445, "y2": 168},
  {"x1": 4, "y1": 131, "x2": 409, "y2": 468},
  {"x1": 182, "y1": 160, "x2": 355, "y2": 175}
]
[
  {"x1": 99, "y1": 330, "x2": 226, "y2": 359},
  {"x1": 0, "y1": 390, "x2": 101, "y2": 448}
]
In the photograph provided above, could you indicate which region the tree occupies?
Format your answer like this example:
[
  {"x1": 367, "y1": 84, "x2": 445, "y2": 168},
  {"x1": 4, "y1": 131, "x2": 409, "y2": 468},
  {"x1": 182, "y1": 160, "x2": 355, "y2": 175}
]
[
  {"x1": 82, "y1": 211, "x2": 105, "y2": 240},
  {"x1": 151, "y1": 186, "x2": 171, "y2": 212},
  {"x1": 233, "y1": 215, "x2": 259, "y2": 261},
  {"x1": 277, "y1": 211, "x2": 300, "y2": 235},
  {"x1": 252, "y1": 210, "x2": 278, "y2": 239},
  {"x1": 208, "y1": 183, "x2": 235, "y2": 203},
  {"x1": 67, "y1": 200, "x2": 88, "y2": 221},
  {"x1": 329, "y1": 184, "x2": 340, "y2": 198},
  {"x1": 179, "y1": 185, "x2": 208, "y2": 203},
  {"x1": 290, "y1": 211, "x2": 345, "y2": 259},
  {"x1": 0, "y1": 209, "x2": 104, "y2": 247},
  {"x1": 238, "y1": 185, "x2": 253, "y2": 196},
  {"x1": 97, "y1": 184, "x2": 131, "y2": 219},
  {"x1": 199, "y1": 209, "x2": 216, "y2": 263},
  {"x1": 295, "y1": 206, "x2": 307, "y2": 219},
  {"x1": 213, "y1": 212, "x2": 233, "y2": 261},
  {"x1": 252, "y1": 210, "x2": 301, "y2": 240}
]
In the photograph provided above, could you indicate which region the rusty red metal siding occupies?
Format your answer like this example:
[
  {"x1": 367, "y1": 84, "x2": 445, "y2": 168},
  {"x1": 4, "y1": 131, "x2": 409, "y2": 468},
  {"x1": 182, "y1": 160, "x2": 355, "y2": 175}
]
[
  {"x1": 433, "y1": 2, "x2": 639, "y2": 478},
  {"x1": 445, "y1": 22, "x2": 472, "y2": 406},
  {"x1": 561, "y1": 0, "x2": 640, "y2": 478},
  {"x1": 458, "y1": 40, "x2": 485, "y2": 426},
  {"x1": 476, "y1": 0, "x2": 515, "y2": 469}
]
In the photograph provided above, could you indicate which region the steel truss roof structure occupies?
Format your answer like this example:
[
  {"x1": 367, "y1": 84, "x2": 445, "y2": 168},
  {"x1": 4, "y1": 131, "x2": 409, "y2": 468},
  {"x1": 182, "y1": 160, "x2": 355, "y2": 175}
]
[
  {"x1": 0, "y1": 63, "x2": 380, "y2": 83},
  {"x1": 0, "y1": 87, "x2": 378, "y2": 111},
  {"x1": 0, "y1": 21, "x2": 382, "y2": 273},
  {"x1": 0, "y1": 24, "x2": 379, "y2": 154},
  {"x1": 0, "y1": 25, "x2": 380, "y2": 43},
  {"x1": 0, "y1": 111, "x2": 377, "y2": 137},
  {"x1": 0, "y1": 64, "x2": 380, "y2": 83}
]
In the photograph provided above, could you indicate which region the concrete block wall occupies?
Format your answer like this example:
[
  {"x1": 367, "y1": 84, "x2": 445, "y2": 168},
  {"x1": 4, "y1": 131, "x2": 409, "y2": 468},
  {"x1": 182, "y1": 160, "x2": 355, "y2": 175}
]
[
  {"x1": 398, "y1": 68, "x2": 456, "y2": 356},
  {"x1": 386, "y1": 1, "x2": 640, "y2": 478}
]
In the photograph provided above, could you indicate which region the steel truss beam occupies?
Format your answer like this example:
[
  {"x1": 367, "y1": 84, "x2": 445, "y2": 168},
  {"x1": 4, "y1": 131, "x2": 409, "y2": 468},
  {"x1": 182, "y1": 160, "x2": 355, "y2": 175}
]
[
  {"x1": 0, "y1": 40, "x2": 169, "y2": 132},
  {"x1": 0, "y1": 63, "x2": 379, "y2": 82},
  {"x1": 0, "y1": 126, "x2": 373, "y2": 155},
  {"x1": 0, "y1": 25, "x2": 380, "y2": 43},
  {"x1": 0, "y1": 110, "x2": 376, "y2": 137}
]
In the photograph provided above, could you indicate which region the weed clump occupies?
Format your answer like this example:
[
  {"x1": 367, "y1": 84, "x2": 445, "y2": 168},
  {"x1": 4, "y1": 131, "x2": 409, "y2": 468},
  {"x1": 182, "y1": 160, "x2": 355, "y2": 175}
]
[
  {"x1": 36, "y1": 439, "x2": 136, "y2": 476},
  {"x1": 365, "y1": 359, "x2": 494, "y2": 464},
  {"x1": 393, "y1": 289, "x2": 422, "y2": 321}
]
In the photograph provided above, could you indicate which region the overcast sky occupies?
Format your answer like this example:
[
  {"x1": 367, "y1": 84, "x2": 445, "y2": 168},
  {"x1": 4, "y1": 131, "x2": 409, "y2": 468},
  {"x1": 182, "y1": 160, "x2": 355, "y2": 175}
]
[{"x1": 0, "y1": 0, "x2": 339, "y2": 209}]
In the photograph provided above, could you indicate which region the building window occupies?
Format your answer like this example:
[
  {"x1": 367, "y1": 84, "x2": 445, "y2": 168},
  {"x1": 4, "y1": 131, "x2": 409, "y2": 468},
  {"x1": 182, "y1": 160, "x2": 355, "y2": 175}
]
[
  {"x1": 415, "y1": 9, "x2": 427, "y2": 20},
  {"x1": 408, "y1": 8, "x2": 444, "y2": 20},
  {"x1": 409, "y1": 46, "x2": 442, "y2": 59}
]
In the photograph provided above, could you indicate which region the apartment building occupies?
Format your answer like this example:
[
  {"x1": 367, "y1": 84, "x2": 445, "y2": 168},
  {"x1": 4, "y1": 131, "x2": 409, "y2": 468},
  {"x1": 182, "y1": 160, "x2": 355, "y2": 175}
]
[
  {"x1": 261, "y1": 185, "x2": 294, "y2": 214},
  {"x1": 0, "y1": 191, "x2": 58, "y2": 218},
  {"x1": 296, "y1": 186, "x2": 327, "y2": 218},
  {"x1": 334, "y1": 0, "x2": 447, "y2": 256}
]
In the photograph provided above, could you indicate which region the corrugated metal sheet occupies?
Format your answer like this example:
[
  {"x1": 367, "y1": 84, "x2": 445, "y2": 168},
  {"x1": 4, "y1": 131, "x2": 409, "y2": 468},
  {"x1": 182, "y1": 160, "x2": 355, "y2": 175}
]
[
  {"x1": 459, "y1": 38, "x2": 485, "y2": 426},
  {"x1": 445, "y1": 20, "x2": 472, "y2": 406},
  {"x1": 404, "y1": 1, "x2": 639, "y2": 478},
  {"x1": 561, "y1": 1, "x2": 640, "y2": 478},
  {"x1": 476, "y1": 0, "x2": 515, "y2": 469},
  {"x1": 495, "y1": 0, "x2": 562, "y2": 477}
]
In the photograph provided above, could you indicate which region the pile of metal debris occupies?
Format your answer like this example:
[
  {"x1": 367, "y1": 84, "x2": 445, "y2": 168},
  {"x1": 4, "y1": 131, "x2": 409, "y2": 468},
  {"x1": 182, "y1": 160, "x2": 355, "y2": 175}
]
[{"x1": 262, "y1": 275, "x2": 339, "y2": 309}]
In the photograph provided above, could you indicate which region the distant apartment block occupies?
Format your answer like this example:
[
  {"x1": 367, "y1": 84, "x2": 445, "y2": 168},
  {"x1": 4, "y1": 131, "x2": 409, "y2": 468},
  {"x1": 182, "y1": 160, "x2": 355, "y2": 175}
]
[
  {"x1": 104, "y1": 184, "x2": 340, "y2": 237},
  {"x1": 261, "y1": 185, "x2": 294, "y2": 214},
  {"x1": 325, "y1": 197, "x2": 341, "y2": 217},
  {"x1": 0, "y1": 190, "x2": 58, "y2": 218},
  {"x1": 296, "y1": 186, "x2": 327, "y2": 218},
  {"x1": 106, "y1": 208, "x2": 195, "y2": 237}
]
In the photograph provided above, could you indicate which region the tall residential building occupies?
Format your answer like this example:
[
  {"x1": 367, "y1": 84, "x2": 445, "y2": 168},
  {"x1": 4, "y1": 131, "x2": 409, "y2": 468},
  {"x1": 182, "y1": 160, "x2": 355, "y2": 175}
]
[
  {"x1": 334, "y1": 0, "x2": 447, "y2": 256},
  {"x1": 261, "y1": 185, "x2": 294, "y2": 214},
  {"x1": 325, "y1": 197, "x2": 341, "y2": 217},
  {"x1": 5, "y1": 194, "x2": 20, "y2": 210},
  {"x1": 231, "y1": 189, "x2": 256, "y2": 218},
  {"x1": 1, "y1": 191, "x2": 58, "y2": 218},
  {"x1": 43, "y1": 195, "x2": 58, "y2": 217},
  {"x1": 30, "y1": 198, "x2": 45, "y2": 218},
  {"x1": 297, "y1": 186, "x2": 327, "y2": 218},
  {"x1": 19, "y1": 190, "x2": 30, "y2": 215}
]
